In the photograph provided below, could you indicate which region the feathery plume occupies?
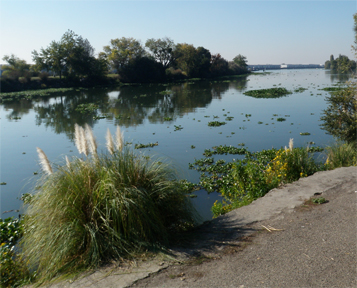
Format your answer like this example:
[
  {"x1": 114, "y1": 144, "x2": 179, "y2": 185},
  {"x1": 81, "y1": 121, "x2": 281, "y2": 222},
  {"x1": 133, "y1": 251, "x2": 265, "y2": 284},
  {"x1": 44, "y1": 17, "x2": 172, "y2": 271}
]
[
  {"x1": 65, "y1": 155, "x2": 71, "y2": 169},
  {"x1": 106, "y1": 128, "x2": 115, "y2": 155},
  {"x1": 80, "y1": 126, "x2": 89, "y2": 156},
  {"x1": 115, "y1": 126, "x2": 124, "y2": 152},
  {"x1": 74, "y1": 124, "x2": 83, "y2": 154},
  {"x1": 37, "y1": 147, "x2": 53, "y2": 175},
  {"x1": 284, "y1": 146, "x2": 288, "y2": 155},
  {"x1": 289, "y1": 138, "x2": 294, "y2": 151},
  {"x1": 85, "y1": 124, "x2": 97, "y2": 156}
]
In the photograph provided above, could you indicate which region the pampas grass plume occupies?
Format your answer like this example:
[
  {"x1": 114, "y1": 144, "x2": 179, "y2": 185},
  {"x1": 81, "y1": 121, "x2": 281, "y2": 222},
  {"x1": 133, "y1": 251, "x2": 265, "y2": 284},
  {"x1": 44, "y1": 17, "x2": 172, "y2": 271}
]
[
  {"x1": 80, "y1": 126, "x2": 89, "y2": 156},
  {"x1": 74, "y1": 124, "x2": 83, "y2": 154},
  {"x1": 65, "y1": 155, "x2": 71, "y2": 169},
  {"x1": 115, "y1": 126, "x2": 124, "y2": 152},
  {"x1": 37, "y1": 147, "x2": 53, "y2": 175},
  {"x1": 106, "y1": 128, "x2": 115, "y2": 155},
  {"x1": 289, "y1": 138, "x2": 294, "y2": 151},
  {"x1": 85, "y1": 124, "x2": 97, "y2": 156}
]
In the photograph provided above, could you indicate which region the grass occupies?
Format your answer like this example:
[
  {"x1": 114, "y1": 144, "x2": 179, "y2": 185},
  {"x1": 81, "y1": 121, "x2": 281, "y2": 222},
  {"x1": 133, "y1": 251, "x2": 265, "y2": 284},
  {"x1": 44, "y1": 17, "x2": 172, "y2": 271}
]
[
  {"x1": 324, "y1": 142, "x2": 357, "y2": 169},
  {"x1": 20, "y1": 125, "x2": 196, "y2": 284}
]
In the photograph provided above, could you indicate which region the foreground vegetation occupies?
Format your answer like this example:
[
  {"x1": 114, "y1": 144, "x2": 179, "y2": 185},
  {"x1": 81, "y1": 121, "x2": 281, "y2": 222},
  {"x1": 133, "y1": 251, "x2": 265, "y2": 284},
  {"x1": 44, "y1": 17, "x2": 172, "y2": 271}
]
[
  {"x1": 189, "y1": 139, "x2": 357, "y2": 218},
  {"x1": 1, "y1": 137, "x2": 356, "y2": 286},
  {"x1": 1, "y1": 125, "x2": 196, "y2": 286}
]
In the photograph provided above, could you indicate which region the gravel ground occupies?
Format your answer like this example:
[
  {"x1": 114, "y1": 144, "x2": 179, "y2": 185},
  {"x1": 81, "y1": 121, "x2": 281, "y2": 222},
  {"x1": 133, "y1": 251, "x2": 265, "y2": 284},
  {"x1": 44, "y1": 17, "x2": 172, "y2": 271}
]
[{"x1": 129, "y1": 169, "x2": 356, "y2": 288}]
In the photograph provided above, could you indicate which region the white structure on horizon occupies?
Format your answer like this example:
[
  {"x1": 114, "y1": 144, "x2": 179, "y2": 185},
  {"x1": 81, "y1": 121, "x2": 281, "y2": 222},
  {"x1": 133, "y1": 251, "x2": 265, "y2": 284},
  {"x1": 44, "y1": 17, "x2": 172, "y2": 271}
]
[{"x1": 248, "y1": 64, "x2": 323, "y2": 71}]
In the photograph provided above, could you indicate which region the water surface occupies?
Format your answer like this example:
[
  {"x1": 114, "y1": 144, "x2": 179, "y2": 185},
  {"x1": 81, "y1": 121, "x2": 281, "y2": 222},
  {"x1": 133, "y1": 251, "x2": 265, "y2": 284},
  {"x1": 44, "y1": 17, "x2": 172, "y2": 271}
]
[{"x1": 0, "y1": 69, "x2": 347, "y2": 221}]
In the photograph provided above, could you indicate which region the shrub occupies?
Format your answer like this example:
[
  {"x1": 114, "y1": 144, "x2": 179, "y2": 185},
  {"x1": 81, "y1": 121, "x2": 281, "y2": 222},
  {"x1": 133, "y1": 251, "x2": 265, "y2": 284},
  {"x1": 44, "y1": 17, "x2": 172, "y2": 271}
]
[{"x1": 21, "y1": 125, "x2": 196, "y2": 283}]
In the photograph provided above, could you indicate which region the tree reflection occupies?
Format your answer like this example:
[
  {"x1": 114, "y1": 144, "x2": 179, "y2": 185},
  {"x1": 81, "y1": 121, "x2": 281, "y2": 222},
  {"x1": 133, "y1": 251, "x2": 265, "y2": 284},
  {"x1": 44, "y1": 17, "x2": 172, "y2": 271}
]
[{"x1": 3, "y1": 76, "x2": 249, "y2": 140}]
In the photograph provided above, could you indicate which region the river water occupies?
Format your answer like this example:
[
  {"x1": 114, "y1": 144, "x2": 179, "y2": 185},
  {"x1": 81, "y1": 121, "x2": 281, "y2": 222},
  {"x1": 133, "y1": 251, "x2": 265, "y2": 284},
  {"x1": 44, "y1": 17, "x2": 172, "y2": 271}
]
[{"x1": 0, "y1": 69, "x2": 349, "y2": 221}]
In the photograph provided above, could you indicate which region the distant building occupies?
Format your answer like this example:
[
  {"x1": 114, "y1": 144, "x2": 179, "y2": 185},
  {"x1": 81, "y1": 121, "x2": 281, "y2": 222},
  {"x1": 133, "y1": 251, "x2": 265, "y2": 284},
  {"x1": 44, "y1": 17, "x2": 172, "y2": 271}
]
[{"x1": 248, "y1": 64, "x2": 323, "y2": 71}]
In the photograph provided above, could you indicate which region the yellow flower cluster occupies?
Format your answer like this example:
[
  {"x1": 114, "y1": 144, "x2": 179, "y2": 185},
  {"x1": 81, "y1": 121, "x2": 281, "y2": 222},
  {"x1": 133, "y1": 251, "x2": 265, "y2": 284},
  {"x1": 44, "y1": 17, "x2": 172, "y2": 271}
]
[{"x1": 265, "y1": 149, "x2": 288, "y2": 185}]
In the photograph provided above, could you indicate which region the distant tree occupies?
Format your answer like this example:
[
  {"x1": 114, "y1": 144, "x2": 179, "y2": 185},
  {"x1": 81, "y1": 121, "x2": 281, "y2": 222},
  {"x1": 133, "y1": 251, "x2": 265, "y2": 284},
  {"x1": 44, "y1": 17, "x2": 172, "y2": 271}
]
[
  {"x1": 32, "y1": 30, "x2": 104, "y2": 80},
  {"x1": 174, "y1": 44, "x2": 211, "y2": 78},
  {"x1": 233, "y1": 54, "x2": 248, "y2": 69},
  {"x1": 32, "y1": 40, "x2": 66, "y2": 79},
  {"x1": 210, "y1": 54, "x2": 229, "y2": 76},
  {"x1": 324, "y1": 60, "x2": 331, "y2": 69},
  {"x1": 121, "y1": 56, "x2": 165, "y2": 83},
  {"x1": 103, "y1": 37, "x2": 146, "y2": 73},
  {"x1": 1, "y1": 54, "x2": 30, "y2": 80},
  {"x1": 325, "y1": 54, "x2": 355, "y2": 73},
  {"x1": 145, "y1": 37, "x2": 175, "y2": 68}
]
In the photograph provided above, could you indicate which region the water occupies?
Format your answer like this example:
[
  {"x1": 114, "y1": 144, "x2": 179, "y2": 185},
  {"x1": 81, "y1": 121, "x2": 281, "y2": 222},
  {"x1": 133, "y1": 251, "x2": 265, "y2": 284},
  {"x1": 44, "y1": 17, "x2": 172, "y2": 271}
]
[{"x1": 0, "y1": 69, "x2": 348, "y2": 221}]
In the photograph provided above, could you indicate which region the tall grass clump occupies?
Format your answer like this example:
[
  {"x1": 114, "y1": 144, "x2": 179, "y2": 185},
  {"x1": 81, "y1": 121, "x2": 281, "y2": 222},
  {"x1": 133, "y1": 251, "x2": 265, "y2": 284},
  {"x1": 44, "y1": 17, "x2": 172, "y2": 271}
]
[
  {"x1": 324, "y1": 142, "x2": 357, "y2": 169},
  {"x1": 20, "y1": 125, "x2": 196, "y2": 283}
]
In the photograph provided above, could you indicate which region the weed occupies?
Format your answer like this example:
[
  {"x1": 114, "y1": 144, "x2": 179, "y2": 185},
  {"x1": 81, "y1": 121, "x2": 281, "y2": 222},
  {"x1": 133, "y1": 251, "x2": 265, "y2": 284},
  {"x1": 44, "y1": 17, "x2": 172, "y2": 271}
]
[{"x1": 312, "y1": 197, "x2": 327, "y2": 204}]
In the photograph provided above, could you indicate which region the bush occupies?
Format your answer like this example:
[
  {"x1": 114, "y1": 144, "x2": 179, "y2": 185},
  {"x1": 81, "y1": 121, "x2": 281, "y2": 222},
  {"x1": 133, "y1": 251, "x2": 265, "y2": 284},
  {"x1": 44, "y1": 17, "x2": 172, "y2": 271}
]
[{"x1": 20, "y1": 125, "x2": 195, "y2": 283}]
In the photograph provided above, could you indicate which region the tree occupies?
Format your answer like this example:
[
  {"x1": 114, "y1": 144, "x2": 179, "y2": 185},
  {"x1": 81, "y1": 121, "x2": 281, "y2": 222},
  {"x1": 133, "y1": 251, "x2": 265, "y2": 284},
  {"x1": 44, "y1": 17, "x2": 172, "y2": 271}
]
[
  {"x1": 121, "y1": 57, "x2": 165, "y2": 83},
  {"x1": 32, "y1": 40, "x2": 66, "y2": 79},
  {"x1": 320, "y1": 86, "x2": 356, "y2": 146},
  {"x1": 145, "y1": 37, "x2": 175, "y2": 69},
  {"x1": 320, "y1": 14, "x2": 357, "y2": 146},
  {"x1": 1, "y1": 54, "x2": 30, "y2": 80},
  {"x1": 103, "y1": 37, "x2": 146, "y2": 72},
  {"x1": 32, "y1": 30, "x2": 105, "y2": 80},
  {"x1": 233, "y1": 54, "x2": 248, "y2": 69},
  {"x1": 210, "y1": 54, "x2": 229, "y2": 76},
  {"x1": 174, "y1": 44, "x2": 211, "y2": 78}
]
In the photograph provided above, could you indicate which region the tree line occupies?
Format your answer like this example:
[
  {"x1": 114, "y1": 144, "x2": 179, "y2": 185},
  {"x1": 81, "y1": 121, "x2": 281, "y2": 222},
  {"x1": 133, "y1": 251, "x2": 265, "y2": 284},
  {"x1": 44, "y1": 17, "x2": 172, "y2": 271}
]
[
  {"x1": 324, "y1": 54, "x2": 356, "y2": 73},
  {"x1": 1, "y1": 30, "x2": 249, "y2": 89}
]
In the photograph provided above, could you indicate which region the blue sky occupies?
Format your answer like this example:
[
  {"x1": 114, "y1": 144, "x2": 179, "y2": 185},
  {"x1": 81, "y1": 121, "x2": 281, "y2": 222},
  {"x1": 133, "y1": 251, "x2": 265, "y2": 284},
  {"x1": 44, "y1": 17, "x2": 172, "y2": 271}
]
[{"x1": 0, "y1": 0, "x2": 356, "y2": 65}]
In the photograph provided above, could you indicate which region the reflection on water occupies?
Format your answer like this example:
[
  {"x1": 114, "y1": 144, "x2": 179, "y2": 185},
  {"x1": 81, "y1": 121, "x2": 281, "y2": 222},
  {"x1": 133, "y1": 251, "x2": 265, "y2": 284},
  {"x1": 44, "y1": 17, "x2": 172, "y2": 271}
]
[{"x1": 0, "y1": 70, "x2": 351, "y2": 221}]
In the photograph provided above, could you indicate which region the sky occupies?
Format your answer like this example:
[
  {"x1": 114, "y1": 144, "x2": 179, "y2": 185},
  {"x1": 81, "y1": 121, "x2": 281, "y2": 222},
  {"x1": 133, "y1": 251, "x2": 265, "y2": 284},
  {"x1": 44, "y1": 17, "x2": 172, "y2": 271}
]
[{"x1": 0, "y1": 0, "x2": 356, "y2": 65}]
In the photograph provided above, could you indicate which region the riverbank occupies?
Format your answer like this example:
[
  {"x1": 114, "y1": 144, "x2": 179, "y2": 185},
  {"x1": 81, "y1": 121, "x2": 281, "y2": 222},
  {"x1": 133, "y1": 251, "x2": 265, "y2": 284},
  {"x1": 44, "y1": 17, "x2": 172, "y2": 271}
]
[
  {"x1": 35, "y1": 166, "x2": 356, "y2": 288},
  {"x1": 0, "y1": 72, "x2": 250, "y2": 96}
]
